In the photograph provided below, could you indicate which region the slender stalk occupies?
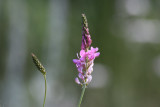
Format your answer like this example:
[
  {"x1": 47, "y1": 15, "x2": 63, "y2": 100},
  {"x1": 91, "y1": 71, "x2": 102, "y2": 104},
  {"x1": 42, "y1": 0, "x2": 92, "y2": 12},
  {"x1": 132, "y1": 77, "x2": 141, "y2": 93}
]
[
  {"x1": 78, "y1": 84, "x2": 86, "y2": 107},
  {"x1": 43, "y1": 74, "x2": 47, "y2": 107}
]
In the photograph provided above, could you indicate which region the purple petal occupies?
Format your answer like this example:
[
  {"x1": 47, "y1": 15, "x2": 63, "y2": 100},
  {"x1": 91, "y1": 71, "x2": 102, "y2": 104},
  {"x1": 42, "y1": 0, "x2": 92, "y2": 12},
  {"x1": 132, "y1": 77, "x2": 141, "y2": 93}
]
[
  {"x1": 73, "y1": 59, "x2": 79, "y2": 64},
  {"x1": 75, "y1": 77, "x2": 81, "y2": 84},
  {"x1": 95, "y1": 47, "x2": 99, "y2": 51},
  {"x1": 86, "y1": 35, "x2": 92, "y2": 46},
  {"x1": 80, "y1": 50, "x2": 86, "y2": 57},
  {"x1": 86, "y1": 75, "x2": 92, "y2": 84},
  {"x1": 91, "y1": 47, "x2": 98, "y2": 52},
  {"x1": 78, "y1": 73, "x2": 84, "y2": 80},
  {"x1": 76, "y1": 62, "x2": 81, "y2": 67},
  {"x1": 88, "y1": 54, "x2": 95, "y2": 61},
  {"x1": 81, "y1": 36, "x2": 86, "y2": 50},
  {"x1": 91, "y1": 47, "x2": 94, "y2": 50},
  {"x1": 77, "y1": 66, "x2": 83, "y2": 73},
  {"x1": 80, "y1": 57, "x2": 85, "y2": 62},
  {"x1": 94, "y1": 52, "x2": 100, "y2": 57}
]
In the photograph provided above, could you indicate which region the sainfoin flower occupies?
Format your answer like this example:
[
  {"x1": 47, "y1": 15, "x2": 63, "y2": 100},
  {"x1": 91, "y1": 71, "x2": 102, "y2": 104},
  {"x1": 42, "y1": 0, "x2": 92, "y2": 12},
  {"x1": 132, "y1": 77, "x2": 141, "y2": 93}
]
[{"x1": 73, "y1": 14, "x2": 100, "y2": 86}]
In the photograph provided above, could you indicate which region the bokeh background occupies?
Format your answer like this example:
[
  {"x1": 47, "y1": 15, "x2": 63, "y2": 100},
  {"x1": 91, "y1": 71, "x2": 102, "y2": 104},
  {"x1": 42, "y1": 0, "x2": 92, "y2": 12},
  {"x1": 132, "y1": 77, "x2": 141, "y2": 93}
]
[{"x1": 1, "y1": 0, "x2": 160, "y2": 107}]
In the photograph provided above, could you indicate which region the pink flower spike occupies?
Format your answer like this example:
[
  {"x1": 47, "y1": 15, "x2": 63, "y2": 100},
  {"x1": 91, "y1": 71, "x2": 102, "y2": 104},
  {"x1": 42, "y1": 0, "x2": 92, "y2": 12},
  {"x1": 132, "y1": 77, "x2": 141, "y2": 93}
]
[
  {"x1": 73, "y1": 14, "x2": 100, "y2": 86},
  {"x1": 75, "y1": 77, "x2": 81, "y2": 84}
]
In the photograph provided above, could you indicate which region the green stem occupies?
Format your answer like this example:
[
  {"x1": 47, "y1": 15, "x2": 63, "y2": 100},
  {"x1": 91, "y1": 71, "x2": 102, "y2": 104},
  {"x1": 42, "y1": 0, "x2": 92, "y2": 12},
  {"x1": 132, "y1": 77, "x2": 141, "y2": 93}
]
[
  {"x1": 43, "y1": 74, "x2": 47, "y2": 107},
  {"x1": 78, "y1": 84, "x2": 86, "y2": 107}
]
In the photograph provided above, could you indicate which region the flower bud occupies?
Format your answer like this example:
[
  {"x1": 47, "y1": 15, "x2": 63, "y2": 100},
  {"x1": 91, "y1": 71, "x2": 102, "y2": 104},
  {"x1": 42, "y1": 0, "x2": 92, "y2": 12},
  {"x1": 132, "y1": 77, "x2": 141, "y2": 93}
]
[
  {"x1": 81, "y1": 14, "x2": 92, "y2": 50},
  {"x1": 31, "y1": 53, "x2": 46, "y2": 75}
]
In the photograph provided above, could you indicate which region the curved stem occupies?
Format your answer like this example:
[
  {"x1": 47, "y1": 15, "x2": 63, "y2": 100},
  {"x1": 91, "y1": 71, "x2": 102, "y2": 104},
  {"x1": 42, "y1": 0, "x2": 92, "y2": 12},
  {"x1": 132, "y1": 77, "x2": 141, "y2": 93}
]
[
  {"x1": 43, "y1": 74, "x2": 47, "y2": 107},
  {"x1": 78, "y1": 84, "x2": 86, "y2": 107}
]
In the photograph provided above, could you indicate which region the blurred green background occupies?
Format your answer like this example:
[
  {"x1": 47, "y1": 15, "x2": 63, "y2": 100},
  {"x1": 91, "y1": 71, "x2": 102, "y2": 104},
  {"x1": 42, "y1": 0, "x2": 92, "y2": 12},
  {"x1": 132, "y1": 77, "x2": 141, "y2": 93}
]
[{"x1": 1, "y1": 0, "x2": 160, "y2": 107}]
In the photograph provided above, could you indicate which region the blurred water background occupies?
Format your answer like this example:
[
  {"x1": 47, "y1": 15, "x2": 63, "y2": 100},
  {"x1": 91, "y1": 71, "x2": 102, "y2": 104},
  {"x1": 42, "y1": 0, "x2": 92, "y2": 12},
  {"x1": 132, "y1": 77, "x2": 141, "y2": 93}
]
[{"x1": 1, "y1": 0, "x2": 160, "y2": 107}]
